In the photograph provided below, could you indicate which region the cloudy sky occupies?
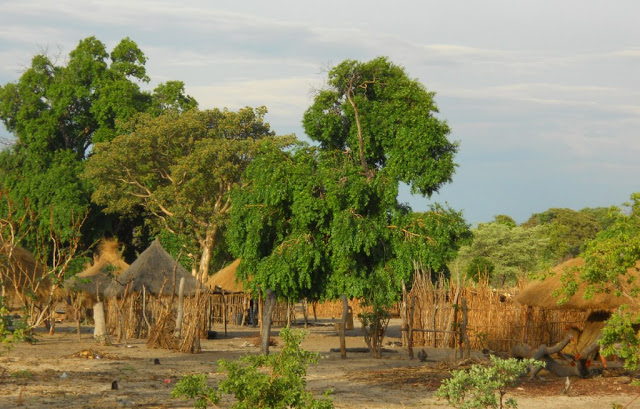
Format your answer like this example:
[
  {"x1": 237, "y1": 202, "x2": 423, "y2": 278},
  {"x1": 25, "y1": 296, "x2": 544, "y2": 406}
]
[{"x1": 1, "y1": 0, "x2": 638, "y2": 224}]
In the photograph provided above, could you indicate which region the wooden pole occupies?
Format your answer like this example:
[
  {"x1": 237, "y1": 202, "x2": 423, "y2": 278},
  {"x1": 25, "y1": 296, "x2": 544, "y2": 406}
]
[
  {"x1": 461, "y1": 297, "x2": 470, "y2": 359},
  {"x1": 174, "y1": 277, "x2": 186, "y2": 338},
  {"x1": 222, "y1": 292, "x2": 228, "y2": 336},
  {"x1": 339, "y1": 294, "x2": 348, "y2": 359},
  {"x1": 401, "y1": 281, "x2": 408, "y2": 347},
  {"x1": 408, "y1": 296, "x2": 415, "y2": 360}
]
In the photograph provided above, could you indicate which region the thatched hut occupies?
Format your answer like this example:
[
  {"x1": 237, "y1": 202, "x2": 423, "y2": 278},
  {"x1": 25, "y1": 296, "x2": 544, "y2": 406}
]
[
  {"x1": 105, "y1": 238, "x2": 198, "y2": 298},
  {"x1": 515, "y1": 258, "x2": 639, "y2": 311},
  {"x1": 206, "y1": 259, "x2": 245, "y2": 293},
  {"x1": 0, "y1": 244, "x2": 50, "y2": 305},
  {"x1": 101, "y1": 238, "x2": 201, "y2": 340},
  {"x1": 515, "y1": 257, "x2": 640, "y2": 365},
  {"x1": 204, "y1": 259, "x2": 251, "y2": 329},
  {"x1": 65, "y1": 239, "x2": 129, "y2": 306}
]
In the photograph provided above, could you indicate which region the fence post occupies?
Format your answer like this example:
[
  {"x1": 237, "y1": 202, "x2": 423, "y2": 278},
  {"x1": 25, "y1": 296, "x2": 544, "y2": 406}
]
[
  {"x1": 408, "y1": 296, "x2": 415, "y2": 359},
  {"x1": 461, "y1": 297, "x2": 470, "y2": 359}
]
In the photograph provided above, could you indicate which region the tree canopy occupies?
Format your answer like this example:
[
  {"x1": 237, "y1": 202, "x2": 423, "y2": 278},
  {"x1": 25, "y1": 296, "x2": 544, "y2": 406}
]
[
  {"x1": 229, "y1": 57, "x2": 470, "y2": 306},
  {"x1": 523, "y1": 207, "x2": 602, "y2": 262},
  {"x1": 454, "y1": 222, "x2": 549, "y2": 286},
  {"x1": 0, "y1": 36, "x2": 197, "y2": 260},
  {"x1": 84, "y1": 107, "x2": 278, "y2": 278}
]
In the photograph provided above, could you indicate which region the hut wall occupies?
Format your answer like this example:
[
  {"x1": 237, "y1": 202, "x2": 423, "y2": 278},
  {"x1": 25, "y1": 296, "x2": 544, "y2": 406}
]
[
  {"x1": 406, "y1": 272, "x2": 587, "y2": 352},
  {"x1": 105, "y1": 293, "x2": 211, "y2": 340}
]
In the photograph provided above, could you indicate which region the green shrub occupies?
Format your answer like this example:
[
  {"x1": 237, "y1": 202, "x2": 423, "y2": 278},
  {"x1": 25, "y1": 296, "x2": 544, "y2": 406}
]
[
  {"x1": 436, "y1": 356, "x2": 544, "y2": 409},
  {"x1": 172, "y1": 328, "x2": 333, "y2": 409},
  {"x1": 171, "y1": 374, "x2": 220, "y2": 409}
]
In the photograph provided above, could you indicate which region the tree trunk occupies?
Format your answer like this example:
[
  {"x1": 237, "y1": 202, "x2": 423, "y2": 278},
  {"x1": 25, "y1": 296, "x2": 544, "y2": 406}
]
[
  {"x1": 174, "y1": 277, "x2": 185, "y2": 338},
  {"x1": 523, "y1": 334, "x2": 584, "y2": 378},
  {"x1": 93, "y1": 301, "x2": 109, "y2": 344},
  {"x1": 261, "y1": 289, "x2": 276, "y2": 355},
  {"x1": 197, "y1": 226, "x2": 217, "y2": 282},
  {"x1": 302, "y1": 298, "x2": 309, "y2": 329},
  {"x1": 340, "y1": 294, "x2": 348, "y2": 359}
]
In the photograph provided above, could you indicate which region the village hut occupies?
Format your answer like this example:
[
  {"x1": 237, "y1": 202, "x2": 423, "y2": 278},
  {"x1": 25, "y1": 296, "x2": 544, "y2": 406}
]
[
  {"x1": 515, "y1": 257, "x2": 640, "y2": 312},
  {"x1": 515, "y1": 257, "x2": 640, "y2": 369},
  {"x1": 65, "y1": 239, "x2": 129, "y2": 306},
  {"x1": 206, "y1": 258, "x2": 245, "y2": 293},
  {"x1": 101, "y1": 238, "x2": 201, "y2": 340},
  {"x1": 0, "y1": 244, "x2": 50, "y2": 304},
  {"x1": 204, "y1": 259, "x2": 252, "y2": 329},
  {"x1": 105, "y1": 238, "x2": 198, "y2": 298}
]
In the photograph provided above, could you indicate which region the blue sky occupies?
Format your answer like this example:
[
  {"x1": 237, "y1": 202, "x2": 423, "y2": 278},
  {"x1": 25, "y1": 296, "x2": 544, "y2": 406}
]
[{"x1": 1, "y1": 0, "x2": 638, "y2": 225}]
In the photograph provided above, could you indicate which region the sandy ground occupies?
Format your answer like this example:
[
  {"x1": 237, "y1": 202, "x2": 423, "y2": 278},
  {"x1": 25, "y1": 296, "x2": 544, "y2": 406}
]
[{"x1": 0, "y1": 318, "x2": 639, "y2": 409}]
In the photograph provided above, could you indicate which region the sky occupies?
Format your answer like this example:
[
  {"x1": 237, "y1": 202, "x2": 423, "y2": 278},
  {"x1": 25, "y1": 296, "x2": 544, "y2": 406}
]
[{"x1": 0, "y1": 0, "x2": 638, "y2": 225}]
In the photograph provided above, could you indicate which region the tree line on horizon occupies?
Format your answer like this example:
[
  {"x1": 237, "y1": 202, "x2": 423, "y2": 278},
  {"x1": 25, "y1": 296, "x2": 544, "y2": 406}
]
[{"x1": 0, "y1": 36, "x2": 638, "y2": 335}]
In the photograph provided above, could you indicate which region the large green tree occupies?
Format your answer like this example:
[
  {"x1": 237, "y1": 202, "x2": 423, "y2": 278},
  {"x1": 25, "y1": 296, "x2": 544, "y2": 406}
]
[
  {"x1": 454, "y1": 221, "x2": 550, "y2": 286},
  {"x1": 0, "y1": 36, "x2": 197, "y2": 258},
  {"x1": 229, "y1": 57, "x2": 470, "y2": 310},
  {"x1": 84, "y1": 107, "x2": 277, "y2": 278},
  {"x1": 523, "y1": 208, "x2": 601, "y2": 262}
]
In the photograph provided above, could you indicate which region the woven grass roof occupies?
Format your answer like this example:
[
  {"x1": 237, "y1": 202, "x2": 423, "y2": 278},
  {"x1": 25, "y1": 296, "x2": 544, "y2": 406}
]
[
  {"x1": 206, "y1": 259, "x2": 245, "y2": 293},
  {"x1": 105, "y1": 238, "x2": 199, "y2": 298},
  {"x1": 1, "y1": 244, "x2": 49, "y2": 297},
  {"x1": 515, "y1": 257, "x2": 640, "y2": 311},
  {"x1": 65, "y1": 239, "x2": 129, "y2": 297}
]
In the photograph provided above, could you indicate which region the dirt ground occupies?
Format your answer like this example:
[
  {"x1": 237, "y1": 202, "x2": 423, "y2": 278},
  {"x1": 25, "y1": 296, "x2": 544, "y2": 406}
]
[{"x1": 0, "y1": 318, "x2": 638, "y2": 409}]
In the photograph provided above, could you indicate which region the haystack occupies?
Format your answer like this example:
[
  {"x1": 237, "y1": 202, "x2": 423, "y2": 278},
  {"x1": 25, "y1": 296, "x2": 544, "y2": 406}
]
[
  {"x1": 65, "y1": 239, "x2": 129, "y2": 305},
  {"x1": 515, "y1": 258, "x2": 640, "y2": 311},
  {"x1": 105, "y1": 238, "x2": 198, "y2": 298},
  {"x1": 206, "y1": 259, "x2": 246, "y2": 293}
]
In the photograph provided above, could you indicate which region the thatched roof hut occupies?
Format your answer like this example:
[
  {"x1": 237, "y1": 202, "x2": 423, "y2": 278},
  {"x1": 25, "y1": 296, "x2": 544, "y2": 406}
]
[
  {"x1": 1, "y1": 244, "x2": 50, "y2": 299},
  {"x1": 515, "y1": 257, "x2": 640, "y2": 311},
  {"x1": 105, "y1": 238, "x2": 199, "y2": 298},
  {"x1": 65, "y1": 239, "x2": 129, "y2": 301},
  {"x1": 206, "y1": 259, "x2": 246, "y2": 293}
]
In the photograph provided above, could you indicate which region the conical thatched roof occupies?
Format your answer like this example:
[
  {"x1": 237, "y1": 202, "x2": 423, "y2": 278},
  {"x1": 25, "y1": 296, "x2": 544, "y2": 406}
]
[
  {"x1": 515, "y1": 257, "x2": 640, "y2": 311},
  {"x1": 1, "y1": 244, "x2": 49, "y2": 298},
  {"x1": 65, "y1": 239, "x2": 129, "y2": 298},
  {"x1": 206, "y1": 259, "x2": 246, "y2": 293},
  {"x1": 105, "y1": 238, "x2": 199, "y2": 298}
]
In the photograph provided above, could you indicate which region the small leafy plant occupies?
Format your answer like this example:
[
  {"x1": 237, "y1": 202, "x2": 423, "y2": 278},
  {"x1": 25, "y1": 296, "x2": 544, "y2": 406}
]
[
  {"x1": 436, "y1": 356, "x2": 544, "y2": 409},
  {"x1": 171, "y1": 373, "x2": 220, "y2": 409},
  {"x1": 172, "y1": 327, "x2": 333, "y2": 409}
]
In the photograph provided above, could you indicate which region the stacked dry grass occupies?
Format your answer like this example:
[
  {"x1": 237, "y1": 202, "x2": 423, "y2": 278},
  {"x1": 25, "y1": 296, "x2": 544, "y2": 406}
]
[
  {"x1": 515, "y1": 257, "x2": 640, "y2": 311},
  {"x1": 65, "y1": 239, "x2": 129, "y2": 307}
]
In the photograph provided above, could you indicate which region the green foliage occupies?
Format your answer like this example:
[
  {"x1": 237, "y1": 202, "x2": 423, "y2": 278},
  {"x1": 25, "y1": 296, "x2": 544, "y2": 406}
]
[
  {"x1": 229, "y1": 57, "x2": 469, "y2": 316},
  {"x1": 173, "y1": 328, "x2": 333, "y2": 409},
  {"x1": 0, "y1": 298, "x2": 29, "y2": 352},
  {"x1": 466, "y1": 257, "x2": 495, "y2": 282},
  {"x1": 523, "y1": 208, "x2": 601, "y2": 262},
  {"x1": 0, "y1": 36, "x2": 195, "y2": 258},
  {"x1": 171, "y1": 374, "x2": 221, "y2": 409},
  {"x1": 599, "y1": 307, "x2": 640, "y2": 370},
  {"x1": 436, "y1": 356, "x2": 544, "y2": 409},
  {"x1": 493, "y1": 215, "x2": 516, "y2": 228},
  {"x1": 85, "y1": 107, "x2": 277, "y2": 277},
  {"x1": 454, "y1": 222, "x2": 549, "y2": 286}
]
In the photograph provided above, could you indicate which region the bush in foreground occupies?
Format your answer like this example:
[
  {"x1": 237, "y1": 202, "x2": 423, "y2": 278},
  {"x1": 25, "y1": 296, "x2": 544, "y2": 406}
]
[{"x1": 172, "y1": 327, "x2": 333, "y2": 409}]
